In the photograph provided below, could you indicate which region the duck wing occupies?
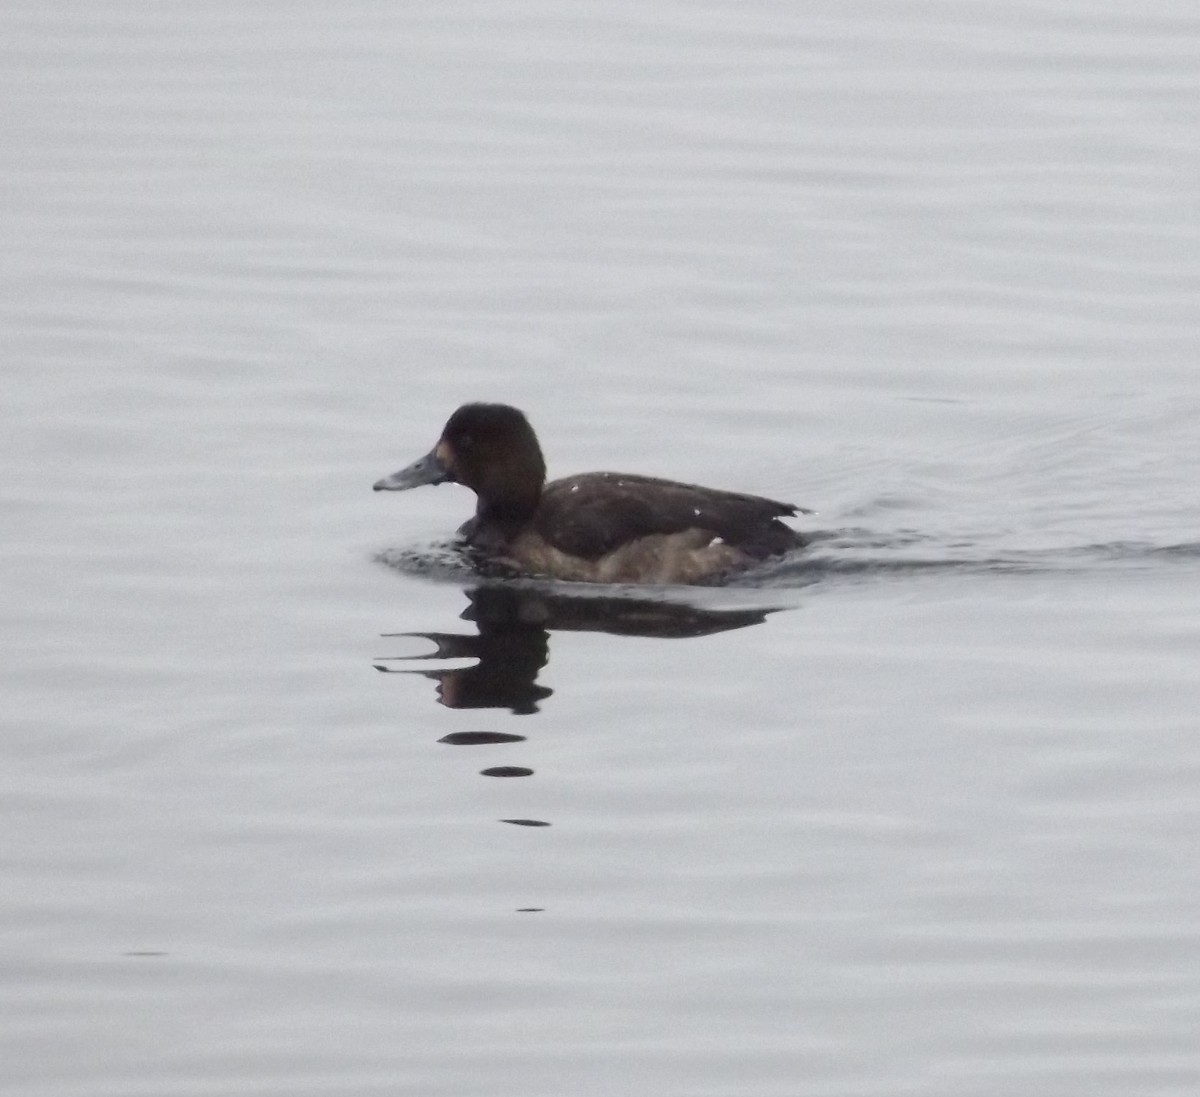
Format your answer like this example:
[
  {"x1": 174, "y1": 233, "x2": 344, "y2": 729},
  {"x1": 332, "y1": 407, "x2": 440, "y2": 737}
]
[{"x1": 535, "y1": 472, "x2": 805, "y2": 560}]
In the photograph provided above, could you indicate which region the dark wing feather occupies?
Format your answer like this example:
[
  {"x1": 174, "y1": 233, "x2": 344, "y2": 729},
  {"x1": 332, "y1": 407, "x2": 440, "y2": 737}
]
[{"x1": 536, "y1": 472, "x2": 804, "y2": 560}]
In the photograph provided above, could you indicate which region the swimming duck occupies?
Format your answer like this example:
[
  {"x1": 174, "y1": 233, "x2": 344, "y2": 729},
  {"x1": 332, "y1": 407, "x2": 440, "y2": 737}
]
[{"x1": 374, "y1": 403, "x2": 810, "y2": 584}]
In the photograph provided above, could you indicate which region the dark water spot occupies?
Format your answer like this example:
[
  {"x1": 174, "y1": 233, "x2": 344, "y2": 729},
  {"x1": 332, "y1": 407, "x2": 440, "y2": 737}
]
[
  {"x1": 516, "y1": 908, "x2": 545, "y2": 913},
  {"x1": 481, "y1": 766, "x2": 533, "y2": 777},
  {"x1": 438, "y1": 731, "x2": 526, "y2": 745},
  {"x1": 1097, "y1": 539, "x2": 1200, "y2": 561},
  {"x1": 500, "y1": 818, "x2": 550, "y2": 827},
  {"x1": 122, "y1": 951, "x2": 167, "y2": 958}
]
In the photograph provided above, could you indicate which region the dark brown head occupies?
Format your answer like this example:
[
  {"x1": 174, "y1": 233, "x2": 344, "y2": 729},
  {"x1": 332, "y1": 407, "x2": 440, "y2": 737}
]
[{"x1": 373, "y1": 403, "x2": 547, "y2": 520}]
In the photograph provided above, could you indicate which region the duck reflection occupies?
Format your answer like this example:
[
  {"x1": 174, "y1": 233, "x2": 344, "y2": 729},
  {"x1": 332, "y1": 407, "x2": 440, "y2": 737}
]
[
  {"x1": 374, "y1": 583, "x2": 782, "y2": 909},
  {"x1": 374, "y1": 583, "x2": 776, "y2": 714}
]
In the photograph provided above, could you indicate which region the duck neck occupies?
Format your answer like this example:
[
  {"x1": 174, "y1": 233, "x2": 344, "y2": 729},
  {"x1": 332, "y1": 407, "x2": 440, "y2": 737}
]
[
  {"x1": 472, "y1": 441, "x2": 545, "y2": 530},
  {"x1": 476, "y1": 485, "x2": 540, "y2": 530}
]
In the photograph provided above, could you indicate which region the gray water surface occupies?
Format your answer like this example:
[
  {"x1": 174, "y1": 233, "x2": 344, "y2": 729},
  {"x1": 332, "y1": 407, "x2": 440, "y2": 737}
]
[{"x1": 4, "y1": 2, "x2": 1200, "y2": 1095}]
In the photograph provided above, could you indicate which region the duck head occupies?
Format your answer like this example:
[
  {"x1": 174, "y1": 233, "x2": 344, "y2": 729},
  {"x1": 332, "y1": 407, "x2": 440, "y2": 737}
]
[{"x1": 374, "y1": 403, "x2": 547, "y2": 520}]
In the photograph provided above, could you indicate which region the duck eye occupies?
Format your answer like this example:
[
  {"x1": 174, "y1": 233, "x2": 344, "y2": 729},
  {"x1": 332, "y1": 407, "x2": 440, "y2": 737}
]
[{"x1": 458, "y1": 433, "x2": 474, "y2": 451}]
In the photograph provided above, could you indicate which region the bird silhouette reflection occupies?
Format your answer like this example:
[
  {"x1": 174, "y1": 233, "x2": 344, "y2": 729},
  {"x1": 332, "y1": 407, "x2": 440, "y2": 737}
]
[{"x1": 374, "y1": 583, "x2": 776, "y2": 714}]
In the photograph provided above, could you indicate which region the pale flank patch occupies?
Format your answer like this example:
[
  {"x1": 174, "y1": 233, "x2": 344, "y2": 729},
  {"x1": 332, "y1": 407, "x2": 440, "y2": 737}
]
[{"x1": 504, "y1": 528, "x2": 745, "y2": 584}]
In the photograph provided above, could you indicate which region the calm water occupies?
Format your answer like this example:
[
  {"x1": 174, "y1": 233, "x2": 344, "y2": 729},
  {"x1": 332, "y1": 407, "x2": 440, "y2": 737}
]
[{"x1": 4, "y1": 2, "x2": 1200, "y2": 1094}]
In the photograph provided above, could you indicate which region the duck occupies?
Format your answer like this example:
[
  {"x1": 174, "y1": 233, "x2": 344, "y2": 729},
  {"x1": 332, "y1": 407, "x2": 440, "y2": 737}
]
[{"x1": 373, "y1": 403, "x2": 810, "y2": 585}]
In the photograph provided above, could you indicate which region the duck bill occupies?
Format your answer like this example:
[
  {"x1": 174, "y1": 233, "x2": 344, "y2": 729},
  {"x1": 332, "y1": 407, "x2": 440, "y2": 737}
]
[{"x1": 373, "y1": 446, "x2": 453, "y2": 492}]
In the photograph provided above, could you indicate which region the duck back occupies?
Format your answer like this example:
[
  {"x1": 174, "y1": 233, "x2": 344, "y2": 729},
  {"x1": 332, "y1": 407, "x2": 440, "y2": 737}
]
[{"x1": 532, "y1": 472, "x2": 805, "y2": 560}]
